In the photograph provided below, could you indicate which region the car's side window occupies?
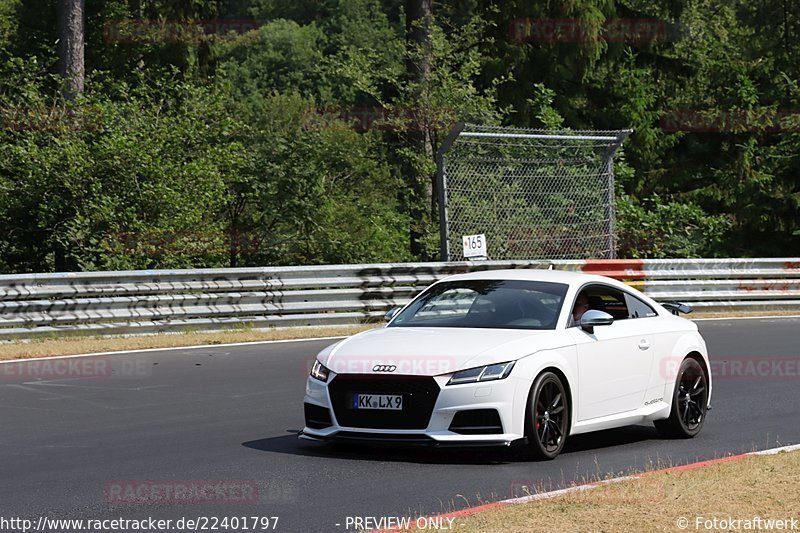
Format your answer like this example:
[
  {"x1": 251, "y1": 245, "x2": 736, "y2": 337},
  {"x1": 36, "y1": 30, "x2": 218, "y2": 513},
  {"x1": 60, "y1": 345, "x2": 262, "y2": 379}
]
[
  {"x1": 594, "y1": 289, "x2": 629, "y2": 320},
  {"x1": 624, "y1": 293, "x2": 658, "y2": 319},
  {"x1": 571, "y1": 284, "x2": 629, "y2": 324},
  {"x1": 576, "y1": 285, "x2": 656, "y2": 321}
]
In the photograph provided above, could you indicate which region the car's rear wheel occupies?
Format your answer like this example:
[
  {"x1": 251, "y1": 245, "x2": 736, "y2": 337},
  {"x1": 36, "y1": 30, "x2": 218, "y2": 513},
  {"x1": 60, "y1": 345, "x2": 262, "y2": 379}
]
[
  {"x1": 525, "y1": 371, "x2": 569, "y2": 460},
  {"x1": 654, "y1": 357, "x2": 708, "y2": 438}
]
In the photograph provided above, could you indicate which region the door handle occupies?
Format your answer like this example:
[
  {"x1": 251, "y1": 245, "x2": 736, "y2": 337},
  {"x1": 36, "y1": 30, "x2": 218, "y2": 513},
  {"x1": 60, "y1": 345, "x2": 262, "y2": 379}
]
[{"x1": 638, "y1": 339, "x2": 651, "y2": 351}]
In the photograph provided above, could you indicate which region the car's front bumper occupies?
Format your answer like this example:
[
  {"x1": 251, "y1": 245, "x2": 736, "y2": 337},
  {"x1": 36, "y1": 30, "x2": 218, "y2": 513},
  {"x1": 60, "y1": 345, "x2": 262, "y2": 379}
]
[
  {"x1": 300, "y1": 372, "x2": 531, "y2": 446},
  {"x1": 298, "y1": 429, "x2": 525, "y2": 447}
]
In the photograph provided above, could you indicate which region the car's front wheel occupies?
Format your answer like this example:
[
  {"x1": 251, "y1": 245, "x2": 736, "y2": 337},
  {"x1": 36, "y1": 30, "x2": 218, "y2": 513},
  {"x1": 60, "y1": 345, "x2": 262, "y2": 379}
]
[
  {"x1": 525, "y1": 371, "x2": 570, "y2": 460},
  {"x1": 654, "y1": 357, "x2": 708, "y2": 438}
]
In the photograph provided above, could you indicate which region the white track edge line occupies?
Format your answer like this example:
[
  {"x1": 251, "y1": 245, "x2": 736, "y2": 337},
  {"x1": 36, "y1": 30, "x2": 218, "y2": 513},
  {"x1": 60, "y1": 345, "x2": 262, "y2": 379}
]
[
  {"x1": 750, "y1": 443, "x2": 800, "y2": 455},
  {"x1": 693, "y1": 314, "x2": 800, "y2": 322},
  {"x1": 0, "y1": 336, "x2": 347, "y2": 364},
  {"x1": 1, "y1": 314, "x2": 798, "y2": 363},
  {"x1": 499, "y1": 443, "x2": 800, "y2": 506}
]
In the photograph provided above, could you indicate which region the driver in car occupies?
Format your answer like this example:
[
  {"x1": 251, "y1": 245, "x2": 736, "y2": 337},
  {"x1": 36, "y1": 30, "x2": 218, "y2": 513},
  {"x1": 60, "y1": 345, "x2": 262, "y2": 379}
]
[{"x1": 571, "y1": 291, "x2": 589, "y2": 325}]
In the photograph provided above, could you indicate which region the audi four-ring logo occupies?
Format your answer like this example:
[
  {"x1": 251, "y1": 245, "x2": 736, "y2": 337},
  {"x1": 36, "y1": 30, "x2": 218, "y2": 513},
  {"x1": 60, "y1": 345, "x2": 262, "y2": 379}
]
[{"x1": 372, "y1": 365, "x2": 397, "y2": 372}]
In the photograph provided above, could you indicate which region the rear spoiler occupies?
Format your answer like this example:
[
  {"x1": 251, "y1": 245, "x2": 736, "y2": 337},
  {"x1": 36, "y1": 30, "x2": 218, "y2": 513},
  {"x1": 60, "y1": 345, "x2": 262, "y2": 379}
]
[{"x1": 661, "y1": 302, "x2": 693, "y2": 315}]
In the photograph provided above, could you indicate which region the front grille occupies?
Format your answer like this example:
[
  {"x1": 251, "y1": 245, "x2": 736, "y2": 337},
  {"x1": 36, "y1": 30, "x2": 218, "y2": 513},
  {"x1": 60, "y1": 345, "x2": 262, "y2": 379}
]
[
  {"x1": 449, "y1": 409, "x2": 503, "y2": 434},
  {"x1": 304, "y1": 403, "x2": 333, "y2": 429},
  {"x1": 329, "y1": 375, "x2": 440, "y2": 429}
]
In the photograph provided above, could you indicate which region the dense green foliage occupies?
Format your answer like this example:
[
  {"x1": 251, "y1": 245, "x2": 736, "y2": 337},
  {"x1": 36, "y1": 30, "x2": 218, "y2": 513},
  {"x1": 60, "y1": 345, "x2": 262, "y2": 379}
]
[{"x1": 1, "y1": 0, "x2": 798, "y2": 272}]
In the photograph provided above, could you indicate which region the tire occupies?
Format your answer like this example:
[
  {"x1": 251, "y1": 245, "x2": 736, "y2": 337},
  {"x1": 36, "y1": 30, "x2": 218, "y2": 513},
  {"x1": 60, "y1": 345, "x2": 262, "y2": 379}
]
[
  {"x1": 654, "y1": 357, "x2": 708, "y2": 438},
  {"x1": 524, "y1": 371, "x2": 570, "y2": 460}
]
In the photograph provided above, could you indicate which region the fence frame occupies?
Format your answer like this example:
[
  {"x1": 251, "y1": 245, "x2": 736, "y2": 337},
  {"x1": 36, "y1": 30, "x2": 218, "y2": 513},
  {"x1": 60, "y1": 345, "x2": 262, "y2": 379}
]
[{"x1": 436, "y1": 123, "x2": 632, "y2": 261}]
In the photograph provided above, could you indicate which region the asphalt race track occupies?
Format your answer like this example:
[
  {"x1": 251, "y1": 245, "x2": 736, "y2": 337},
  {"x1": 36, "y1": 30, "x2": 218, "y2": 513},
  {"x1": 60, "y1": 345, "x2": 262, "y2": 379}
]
[{"x1": 2, "y1": 317, "x2": 799, "y2": 532}]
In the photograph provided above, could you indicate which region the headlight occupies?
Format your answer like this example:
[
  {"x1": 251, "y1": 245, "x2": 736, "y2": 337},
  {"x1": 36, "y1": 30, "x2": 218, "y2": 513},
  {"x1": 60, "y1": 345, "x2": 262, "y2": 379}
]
[
  {"x1": 447, "y1": 361, "x2": 515, "y2": 385},
  {"x1": 310, "y1": 360, "x2": 330, "y2": 382}
]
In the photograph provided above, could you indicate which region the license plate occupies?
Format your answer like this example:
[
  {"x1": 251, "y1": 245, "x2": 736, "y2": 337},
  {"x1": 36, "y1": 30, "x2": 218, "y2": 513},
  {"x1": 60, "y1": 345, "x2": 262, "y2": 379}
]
[{"x1": 353, "y1": 394, "x2": 403, "y2": 410}]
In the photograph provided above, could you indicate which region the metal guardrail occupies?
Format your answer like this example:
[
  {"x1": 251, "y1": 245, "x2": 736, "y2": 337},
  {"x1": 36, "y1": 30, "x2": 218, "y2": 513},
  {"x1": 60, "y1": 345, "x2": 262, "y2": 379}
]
[{"x1": 0, "y1": 259, "x2": 798, "y2": 338}]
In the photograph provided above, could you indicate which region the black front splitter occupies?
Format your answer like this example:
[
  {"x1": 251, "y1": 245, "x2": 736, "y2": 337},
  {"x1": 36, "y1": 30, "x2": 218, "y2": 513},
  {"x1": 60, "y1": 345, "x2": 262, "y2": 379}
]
[{"x1": 298, "y1": 430, "x2": 527, "y2": 448}]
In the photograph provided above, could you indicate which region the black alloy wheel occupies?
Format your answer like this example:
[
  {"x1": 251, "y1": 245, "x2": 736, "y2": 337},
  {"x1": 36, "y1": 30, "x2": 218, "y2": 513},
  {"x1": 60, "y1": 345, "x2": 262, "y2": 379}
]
[
  {"x1": 525, "y1": 371, "x2": 570, "y2": 460},
  {"x1": 655, "y1": 357, "x2": 708, "y2": 438}
]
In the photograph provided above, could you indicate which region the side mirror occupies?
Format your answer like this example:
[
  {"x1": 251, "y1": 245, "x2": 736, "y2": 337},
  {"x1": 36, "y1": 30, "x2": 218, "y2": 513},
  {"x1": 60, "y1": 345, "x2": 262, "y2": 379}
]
[
  {"x1": 384, "y1": 307, "x2": 402, "y2": 322},
  {"x1": 580, "y1": 309, "x2": 614, "y2": 334},
  {"x1": 662, "y1": 302, "x2": 693, "y2": 315}
]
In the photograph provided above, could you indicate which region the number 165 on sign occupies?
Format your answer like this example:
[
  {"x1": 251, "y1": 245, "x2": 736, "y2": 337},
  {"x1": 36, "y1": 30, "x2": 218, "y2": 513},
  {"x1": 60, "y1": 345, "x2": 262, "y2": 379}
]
[{"x1": 462, "y1": 234, "x2": 487, "y2": 258}]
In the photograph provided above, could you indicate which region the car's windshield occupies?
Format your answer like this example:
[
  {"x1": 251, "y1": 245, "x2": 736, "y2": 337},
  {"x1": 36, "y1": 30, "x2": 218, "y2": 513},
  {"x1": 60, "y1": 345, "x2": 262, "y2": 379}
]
[{"x1": 388, "y1": 279, "x2": 568, "y2": 330}]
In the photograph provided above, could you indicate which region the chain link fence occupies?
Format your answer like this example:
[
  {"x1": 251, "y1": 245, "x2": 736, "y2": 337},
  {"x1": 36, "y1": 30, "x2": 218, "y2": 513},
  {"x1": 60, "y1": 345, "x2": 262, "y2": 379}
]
[{"x1": 437, "y1": 124, "x2": 631, "y2": 261}]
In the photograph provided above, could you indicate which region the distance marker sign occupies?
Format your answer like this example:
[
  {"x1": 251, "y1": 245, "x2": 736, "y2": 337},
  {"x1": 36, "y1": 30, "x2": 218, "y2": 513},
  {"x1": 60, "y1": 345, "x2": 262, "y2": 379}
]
[{"x1": 462, "y1": 234, "x2": 487, "y2": 259}]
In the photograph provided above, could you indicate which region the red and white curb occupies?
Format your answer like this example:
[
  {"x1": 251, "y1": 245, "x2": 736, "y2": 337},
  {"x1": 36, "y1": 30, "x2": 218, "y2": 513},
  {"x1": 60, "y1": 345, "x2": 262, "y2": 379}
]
[{"x1": 376, "y1": 443, "x2": 800, "y2": 532}]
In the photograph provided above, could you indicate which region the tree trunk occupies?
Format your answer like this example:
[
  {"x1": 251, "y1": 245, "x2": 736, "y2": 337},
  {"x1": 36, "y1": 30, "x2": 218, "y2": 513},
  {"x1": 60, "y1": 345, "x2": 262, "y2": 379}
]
[
  {"x1": 405, "y1": 0, "x2": 434, "y2": 258},
  {"x1": 57, "y1": 0, "x2": 85, "y2": 100}
]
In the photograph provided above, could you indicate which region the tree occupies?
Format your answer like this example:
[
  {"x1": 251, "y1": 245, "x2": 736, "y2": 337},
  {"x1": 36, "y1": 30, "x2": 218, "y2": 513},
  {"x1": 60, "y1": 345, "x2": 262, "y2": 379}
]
[
  {"x1": 57, "y1": 0, "x2": 84, "y2": 99},
  {"x1": 404, "y1": 0, "x2": 434, "y2": 257}
]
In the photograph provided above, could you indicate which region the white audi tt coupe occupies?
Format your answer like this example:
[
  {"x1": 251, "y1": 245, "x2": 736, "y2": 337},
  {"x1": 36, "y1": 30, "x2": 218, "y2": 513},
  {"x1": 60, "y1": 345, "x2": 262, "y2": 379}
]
[{"x1": 299, "y1": 269, "x2": 711, "y2": 459}]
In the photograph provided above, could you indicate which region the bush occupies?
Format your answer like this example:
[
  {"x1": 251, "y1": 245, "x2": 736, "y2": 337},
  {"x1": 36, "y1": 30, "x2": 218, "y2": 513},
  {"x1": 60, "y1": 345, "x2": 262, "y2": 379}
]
[{"x1": 616, "y1": 194, "x2": 732, "y2": 258}]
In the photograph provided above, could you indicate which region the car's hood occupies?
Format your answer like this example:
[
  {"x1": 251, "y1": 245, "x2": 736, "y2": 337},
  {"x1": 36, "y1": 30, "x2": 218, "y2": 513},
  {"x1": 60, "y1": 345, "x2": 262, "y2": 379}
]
[{"x1": 318, "y1": 326, "x2": 567, "y2": 376}]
